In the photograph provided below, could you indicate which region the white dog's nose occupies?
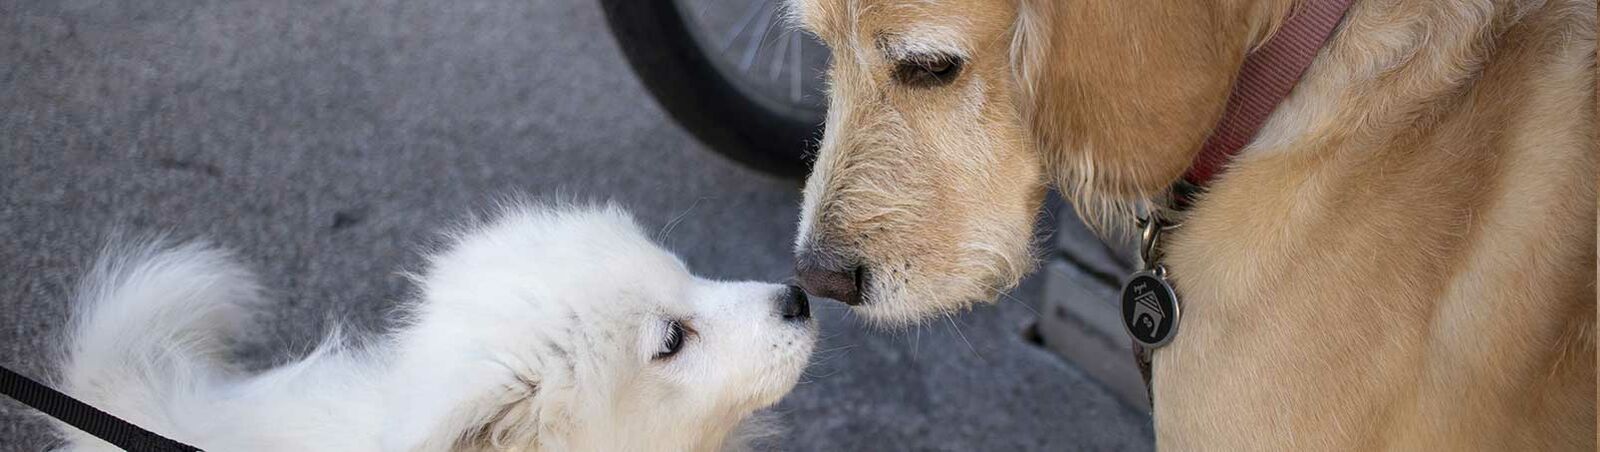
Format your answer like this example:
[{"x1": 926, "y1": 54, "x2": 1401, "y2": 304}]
[{"x1": 778, "y1": 285, "x2": 810, "y2": 321}]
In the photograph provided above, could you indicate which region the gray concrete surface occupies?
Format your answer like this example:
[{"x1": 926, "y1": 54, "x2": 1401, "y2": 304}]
[
  {"x1": 1035, "y1": 202, "x2": 1150, "y2": 411},
  {"x1": 0, "y1": 0, "x2": 1153, "y2": 450}
]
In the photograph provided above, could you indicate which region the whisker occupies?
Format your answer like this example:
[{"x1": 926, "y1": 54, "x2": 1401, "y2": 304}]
[
  {"x1": 944, "y1": 313, "x2": 986, "y2": 364},
  {"x1": 912, "y1": 324, "x2": 922, "y2": 356},
  {"x1": 812, "y1": 344, "x2": 859, "y2": 356},
  {"x1": 800, "y1": 365, "x2": 845, "y2": 381},
  {"x1": 982, "y1": 282, "x2": 1041, "y2": 317},
  {"x1": 656, "y1": 197, "x2": 708, "y2": 243}
]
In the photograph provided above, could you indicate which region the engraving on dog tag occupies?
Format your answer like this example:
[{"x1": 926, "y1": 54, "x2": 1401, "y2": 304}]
[{"x1": 1122, "y1": 270, "x2": 1181, "y2": 348}]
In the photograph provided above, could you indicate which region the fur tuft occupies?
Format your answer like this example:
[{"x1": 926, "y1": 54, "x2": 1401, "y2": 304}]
[{"x1": 56, "y1": 238, "x2": 260, "y2": 450}]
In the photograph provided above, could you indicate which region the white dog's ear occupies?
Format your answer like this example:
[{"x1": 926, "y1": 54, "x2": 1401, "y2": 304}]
[
  {"x1": 384, "y1": 374, "x2": 547, "y2": 451},
  {"x1": 449, "y1": 387, "x2": 544, "y2": 451},
  {"x1": 448, "y1": 379, "x2": 547, "y2": 448}
]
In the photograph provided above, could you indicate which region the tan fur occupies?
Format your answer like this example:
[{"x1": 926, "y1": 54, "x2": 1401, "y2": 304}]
[{"x1": 792, "y1": 0, "x2": 1597, "y2": 448}]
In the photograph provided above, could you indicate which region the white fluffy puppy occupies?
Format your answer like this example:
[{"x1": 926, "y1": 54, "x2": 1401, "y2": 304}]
[{"x1": 54, "y1": 202, "x2": 817, "y2": 451}]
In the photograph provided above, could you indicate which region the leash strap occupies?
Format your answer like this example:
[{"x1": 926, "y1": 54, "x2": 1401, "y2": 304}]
[{"x1": 0, "y1": 365, "x2": 202, "y2": 452}]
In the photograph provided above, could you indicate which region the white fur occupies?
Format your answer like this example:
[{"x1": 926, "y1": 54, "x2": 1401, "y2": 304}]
[
  {"x1": 53, "y1": 203, "x2": 817, "y2": 452},
  {"x1": 878, "y1": 25, "x2": 971, "y2": 61}
]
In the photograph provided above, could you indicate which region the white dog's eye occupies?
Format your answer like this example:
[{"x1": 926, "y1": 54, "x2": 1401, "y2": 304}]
[{"x1": 653, "y1": 320, "x2": 689, "y2": 360}]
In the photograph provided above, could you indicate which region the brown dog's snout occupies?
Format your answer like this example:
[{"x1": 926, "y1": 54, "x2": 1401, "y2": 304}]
[{"x1": 795, "y1": 252, "x2": 863, "y2": 306}]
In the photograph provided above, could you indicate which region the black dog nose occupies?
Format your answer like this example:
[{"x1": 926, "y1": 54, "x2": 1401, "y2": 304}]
[
  {"x1": 795, "y1": 260, "x2": 862, "y2": 306},
  {"x1": 778, "y1": 285, "x2": 810, "y2": 321}
]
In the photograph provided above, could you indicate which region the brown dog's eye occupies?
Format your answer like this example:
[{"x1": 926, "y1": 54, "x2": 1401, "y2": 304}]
[{"x1": 892, "y1": 54, "x2": 963, "y2": 88}]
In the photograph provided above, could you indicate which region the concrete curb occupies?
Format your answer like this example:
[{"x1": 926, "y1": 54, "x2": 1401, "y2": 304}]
[{"x1": 1031, "y1": 197, "x2": 1150, "y2": 411}]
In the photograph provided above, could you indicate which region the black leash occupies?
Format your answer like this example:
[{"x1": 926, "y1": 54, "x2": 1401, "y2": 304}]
[{"x1": 0, "y1": 365, "x2": 202, "y2": 452}]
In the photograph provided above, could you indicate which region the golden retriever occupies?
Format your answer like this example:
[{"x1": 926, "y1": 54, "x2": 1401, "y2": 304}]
[{"x1": 787, "y1": 0, "x2": 1596, "y2": 449}]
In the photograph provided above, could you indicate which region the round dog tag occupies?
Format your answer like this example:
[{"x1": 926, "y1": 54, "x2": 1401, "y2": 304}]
[{"x1": 1121, "y1": 270, "x2": 1181, "y2": 348}]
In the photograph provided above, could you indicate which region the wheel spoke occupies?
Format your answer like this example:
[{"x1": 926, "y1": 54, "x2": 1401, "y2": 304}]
[
  {"x1": 681, "y1": 0, "x2": 823, "y2": 108},
  {"x1": 693, "y1": 0, "x2": 714, "y2": 23},
  {"x1": 721, "y1": 0, "x2": 768, "y2": 53},
  {"x1": 738, "y1": 0, "x2": 776, "y2": 72},
  {"x1": 789, "y1": 32, "x2": 803, "y2": 103},
  {"x1": 768, "y1": 28, "x2": 791, "y2": 81}
]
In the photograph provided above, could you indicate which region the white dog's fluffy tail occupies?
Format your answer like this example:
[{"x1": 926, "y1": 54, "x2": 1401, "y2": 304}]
[{"x1": 56, "y1": 239, "x2": 260, "y2": 450}]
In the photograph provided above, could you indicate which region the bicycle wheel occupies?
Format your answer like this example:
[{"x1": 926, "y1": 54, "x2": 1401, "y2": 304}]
[{"x1": 601, "y1": 0, "x2": 829, "y2": 179}]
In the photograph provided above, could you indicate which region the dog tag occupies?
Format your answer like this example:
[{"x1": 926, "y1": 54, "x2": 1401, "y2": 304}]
[{"x1": 1121, "y1": 269, "x2": 1181, "y2": 348}]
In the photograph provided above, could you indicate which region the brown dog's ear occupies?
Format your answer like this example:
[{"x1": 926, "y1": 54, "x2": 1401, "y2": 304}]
[{"x1": 1012, "y1": 0, "x2": 1291, "y2": 222}]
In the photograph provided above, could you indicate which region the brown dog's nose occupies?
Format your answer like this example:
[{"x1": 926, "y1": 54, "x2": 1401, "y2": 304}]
[{"x1": 795, "y1": 259, "x2": 863, "y2": 306}]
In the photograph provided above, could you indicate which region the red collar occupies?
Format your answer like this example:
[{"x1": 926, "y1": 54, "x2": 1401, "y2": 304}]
[{"x1": 1180, "y1": 0, "x2": 1354, "y2": 193}]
